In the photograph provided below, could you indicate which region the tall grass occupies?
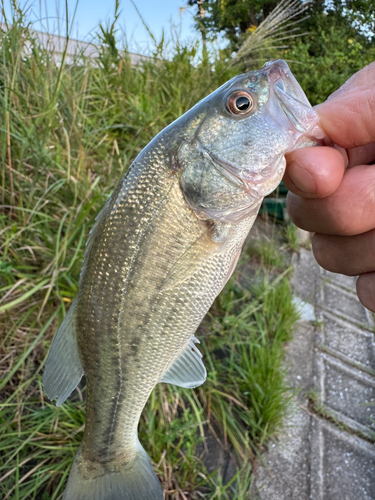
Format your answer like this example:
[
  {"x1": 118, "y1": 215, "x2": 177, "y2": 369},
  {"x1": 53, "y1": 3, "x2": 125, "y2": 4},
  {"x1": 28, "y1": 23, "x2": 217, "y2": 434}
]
[{"x1": 0, "y1": 6, "x2": 300, "y2": 499}]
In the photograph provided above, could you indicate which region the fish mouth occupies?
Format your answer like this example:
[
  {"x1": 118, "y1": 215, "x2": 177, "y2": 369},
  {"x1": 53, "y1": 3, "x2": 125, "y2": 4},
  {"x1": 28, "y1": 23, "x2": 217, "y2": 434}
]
[
  {"x1": 274, "y1": 84, "x2": 318, "y2": 133},
  {"x1": 262, "y1": 60, "x2": 320, "y2": 135}
]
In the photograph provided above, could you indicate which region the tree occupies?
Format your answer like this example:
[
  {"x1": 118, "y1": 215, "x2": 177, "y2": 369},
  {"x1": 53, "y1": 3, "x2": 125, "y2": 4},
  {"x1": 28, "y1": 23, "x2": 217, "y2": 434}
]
[
  {"x1": 285, "y1": 0, "x2": 375, "y2": 103},
  {"x1": 186, "y1": 0, "x2": 375, "y2": 103},
  {"x1": 187, "y1": 0, "x2": 375, "y2": 48},
  {"x1": 187, "y1": 0, "x2": 319, "y2": 49},
  {"x1": 187, "y1": 0, "x2": 281, "y2": 48}
]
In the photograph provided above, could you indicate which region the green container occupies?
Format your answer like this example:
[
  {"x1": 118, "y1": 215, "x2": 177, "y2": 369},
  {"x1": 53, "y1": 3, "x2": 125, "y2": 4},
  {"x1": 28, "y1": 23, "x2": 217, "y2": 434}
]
[{"x1": 258, "y1": 181, "x2": 289, "y2": 222}]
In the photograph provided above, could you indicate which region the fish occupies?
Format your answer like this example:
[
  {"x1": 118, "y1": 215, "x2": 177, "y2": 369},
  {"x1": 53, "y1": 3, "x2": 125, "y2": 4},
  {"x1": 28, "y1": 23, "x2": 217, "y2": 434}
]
[{"x1": 43, "y1": 60, "x2": 322, "y2": 500}]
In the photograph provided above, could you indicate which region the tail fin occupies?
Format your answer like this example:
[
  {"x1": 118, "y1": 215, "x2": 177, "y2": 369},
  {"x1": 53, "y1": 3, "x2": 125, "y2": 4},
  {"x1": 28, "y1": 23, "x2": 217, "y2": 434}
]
[{"x1": 63, "y1": 445, "x2": 163, "y2": 500}]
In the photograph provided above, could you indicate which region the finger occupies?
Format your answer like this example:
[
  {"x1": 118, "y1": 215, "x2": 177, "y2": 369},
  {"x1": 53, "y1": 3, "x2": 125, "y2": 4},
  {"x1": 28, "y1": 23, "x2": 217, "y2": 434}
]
[
  {"x1": 347, "y1": 142, "x2": 375, "y2": 168},
  {"x1": 356, "y1": 273, "x2": 375, "y2": 313},
  {"x1": 329, "y1": 61, "x2": 375, "y2": 98},
  {"x1": 312, "y1": 229, "x2": 375, "y2": 276},
  {"x1": 284, "y1": 146, "x2": 345, "y2": 198},
  {"x1": 287, "y1": 164, "x2": 375, "y2": 235},
  {"x1": 316, "y1": 62, "x2": 375, "y2": 149}
]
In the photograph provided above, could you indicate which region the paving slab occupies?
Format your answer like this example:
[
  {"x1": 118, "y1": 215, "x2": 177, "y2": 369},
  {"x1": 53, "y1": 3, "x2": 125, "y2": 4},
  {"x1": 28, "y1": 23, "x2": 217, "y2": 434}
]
[
  {"x1": 319, "y1": 311, "x2": 375, "y2": 370},
  {"x1": 251, "y1": 408, "x2": 313, "y2": 500},
  {"x1": 251, "y1": 247, "x2": 375, "y2": 500},
  {"x1": 310, "y1": 419, "x2": 375, "y2": 500},
  {"x1": 319, "y1": 281, "x2": 370, "y2": 325},
  {"x1": 320, "y1": 354, "x2": 375, "y2": 428},
  {"x1": 250, "y1": 320, "x2": 315, "y2": 500}
]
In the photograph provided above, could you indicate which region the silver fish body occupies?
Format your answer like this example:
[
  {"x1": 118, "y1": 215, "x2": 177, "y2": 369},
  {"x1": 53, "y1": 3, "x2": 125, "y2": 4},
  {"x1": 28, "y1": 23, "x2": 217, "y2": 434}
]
[{"x1": 43, "y1": 60, "x2": 322, "y2": 500}]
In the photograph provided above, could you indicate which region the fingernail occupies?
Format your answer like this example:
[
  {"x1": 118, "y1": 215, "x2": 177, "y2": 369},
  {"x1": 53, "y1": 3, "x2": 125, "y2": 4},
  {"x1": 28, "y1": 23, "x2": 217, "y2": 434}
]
[
  {"x1": 288, "y1": 161, "x2": 317, "y2": 194},
  {"x1": 357, "y1": 273, "x2": 375, "y2": 313},
  {"x1": 333, "y1": 145, "x2": 349, "y2": 169}
]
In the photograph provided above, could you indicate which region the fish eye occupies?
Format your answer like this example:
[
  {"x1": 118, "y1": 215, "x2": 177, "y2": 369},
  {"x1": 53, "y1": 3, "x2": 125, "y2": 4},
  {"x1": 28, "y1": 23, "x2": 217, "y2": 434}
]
[{"x1": 226, "y1": 90, "x2": 254, "y2": 115}]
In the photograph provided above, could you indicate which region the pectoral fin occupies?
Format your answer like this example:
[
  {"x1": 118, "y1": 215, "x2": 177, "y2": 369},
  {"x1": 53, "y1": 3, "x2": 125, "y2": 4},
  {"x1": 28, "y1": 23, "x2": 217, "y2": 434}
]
[
  {"x1": 160, "y1": 225, "x2": 225, "y2": 291},
  {"x1": 160, "y1": 234, "x2": 209, "y2": 291},
  {"x1": 43, "y1": 299, "x2": 84, "y2": 406},
  {"x1": 160, "y1": 336, "x2": 206, "y2": 389}
]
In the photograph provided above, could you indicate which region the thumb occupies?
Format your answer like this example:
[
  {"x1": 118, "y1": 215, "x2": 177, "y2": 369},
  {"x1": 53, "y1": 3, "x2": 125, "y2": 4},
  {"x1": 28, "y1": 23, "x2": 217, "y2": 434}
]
[{"x1": 316, "y1": 61, "x2": 375, "y2": 149}]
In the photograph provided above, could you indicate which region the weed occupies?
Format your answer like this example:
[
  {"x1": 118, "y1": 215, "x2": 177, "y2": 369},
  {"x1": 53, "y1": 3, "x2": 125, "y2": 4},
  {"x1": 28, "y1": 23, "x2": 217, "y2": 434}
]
[
  {"x1": 0, "y1": 6, "x2": 300, "y2": 499},
  {"x1": 283, "y1": 223, "x2": 300, "y2": 252},
  {"x1": 247, "y1": 240, "x2": 286, "y2": 270}
]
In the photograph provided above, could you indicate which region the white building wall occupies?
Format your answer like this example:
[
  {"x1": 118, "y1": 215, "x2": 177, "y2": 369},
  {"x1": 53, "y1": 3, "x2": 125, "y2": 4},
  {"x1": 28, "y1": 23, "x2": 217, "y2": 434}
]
[{"x1": 0, "y1": 23, "x2": 150, "y2": 66}]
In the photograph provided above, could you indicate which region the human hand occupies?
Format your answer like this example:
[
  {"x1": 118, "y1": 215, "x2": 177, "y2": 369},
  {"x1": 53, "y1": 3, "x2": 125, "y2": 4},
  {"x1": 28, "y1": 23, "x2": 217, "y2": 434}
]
[{"x1": 284, "y1": 62, "x2": 375, "y2": 313}]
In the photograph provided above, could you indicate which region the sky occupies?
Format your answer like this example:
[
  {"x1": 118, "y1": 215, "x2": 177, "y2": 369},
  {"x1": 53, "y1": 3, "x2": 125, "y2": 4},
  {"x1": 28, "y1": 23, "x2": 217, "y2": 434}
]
[{"x1": 2, "y1": 0, "x2": 198, "y2": 51}]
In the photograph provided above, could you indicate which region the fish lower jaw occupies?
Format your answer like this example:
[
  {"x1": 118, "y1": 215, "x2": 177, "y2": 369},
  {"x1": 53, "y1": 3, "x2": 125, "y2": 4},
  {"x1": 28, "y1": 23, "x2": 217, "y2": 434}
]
[{"x1": 243, "y1": 155, "x2": 286, "y2": 199}]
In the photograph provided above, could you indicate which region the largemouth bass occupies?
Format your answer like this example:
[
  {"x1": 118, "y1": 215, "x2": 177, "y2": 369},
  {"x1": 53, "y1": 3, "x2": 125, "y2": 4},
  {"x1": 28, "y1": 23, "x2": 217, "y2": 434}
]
[{"x1": 43, "y1": 60, "x2": 322, "y2": 500}]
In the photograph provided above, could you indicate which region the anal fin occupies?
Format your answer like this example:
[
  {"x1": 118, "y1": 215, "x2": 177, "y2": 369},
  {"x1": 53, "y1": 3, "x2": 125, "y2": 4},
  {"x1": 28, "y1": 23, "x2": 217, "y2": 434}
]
[
  {"x1": 43, "y1": 299, "x2": 84, "y2": 406},
  {"x1": 160, "y1": 337, "x2": 206, "y2": 389}
]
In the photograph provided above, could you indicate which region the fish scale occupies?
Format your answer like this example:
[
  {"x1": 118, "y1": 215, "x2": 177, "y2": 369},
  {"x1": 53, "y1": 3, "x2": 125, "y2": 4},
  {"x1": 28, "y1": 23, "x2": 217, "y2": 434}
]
[
  {"x1": 77, "y1": 143, "x2": 246, "y2": 464},
  {"x1": 42, "y1": 60, "x2": 323, "y2": 499}
]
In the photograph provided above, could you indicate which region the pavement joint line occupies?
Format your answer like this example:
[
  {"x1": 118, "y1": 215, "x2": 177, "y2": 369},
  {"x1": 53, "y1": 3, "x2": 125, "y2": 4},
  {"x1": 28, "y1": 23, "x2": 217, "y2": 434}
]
[
  {"x1": 313, "y1": 415, "x2": 375, "y2": 457},
  {"x1": 300, "y1": 403, "x2": 374, "y2": 443},
  {"x1": 309, "y1": 413, "x2": 324, "y2": 500},
  {"x1": 315, "y1": 344, "x2": 375, "y2": 378},
  {"x1": 314, "y1": 272, "x2": 356, "y2": 292},
  {"x1": 309, "y1": 414, "x2": 375, "y2": 500},
  {"x1": 316, "y1": 300, "x2": 369, "y2": 328},
  {"x1": 317, "y1": 267, "x2": 358, "y2": 286},
  {"x1": 313, "y1": 344, "x2": 326, "y2": 404},
  {"x1": 365, "y1": 308, "x2": 375, "y2": 329},
  {"x1": 315, "y1": 304, "x2": 373, "y2": 333},
  {"x1": 317, "y1": 276, "x2": 359, "y2": 296},
  {"x1": 320, "y1": 309, "x2": 375, "y2": 339},
  {"x1": 318, "y1": 352, "x2": 375, "y2": 387},
  {"x1": 319, "y1": 273, "x2": 375, "y2": 328},
  {"x1": 317, "y1": 273, "x2": 372, "y2": 327},
  {"x1": 319, "y1": 407, "x2": 375, "y2": 443},
  {"x1": 322, "y1": 280, "x2": 359, "y2": 297}
]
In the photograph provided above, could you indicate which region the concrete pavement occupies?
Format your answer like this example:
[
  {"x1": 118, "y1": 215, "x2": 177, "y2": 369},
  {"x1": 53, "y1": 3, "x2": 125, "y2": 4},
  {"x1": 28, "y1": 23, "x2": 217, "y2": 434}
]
[{"x1": 251, "y1": 248, "x2": 375, "y2": 500}]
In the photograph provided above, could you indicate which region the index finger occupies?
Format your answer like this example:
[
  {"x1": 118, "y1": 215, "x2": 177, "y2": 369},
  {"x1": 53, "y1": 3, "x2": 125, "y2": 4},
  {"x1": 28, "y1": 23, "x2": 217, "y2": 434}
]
[{"x1": 316, "y1": 61, "x2": 375, "y2": 149}]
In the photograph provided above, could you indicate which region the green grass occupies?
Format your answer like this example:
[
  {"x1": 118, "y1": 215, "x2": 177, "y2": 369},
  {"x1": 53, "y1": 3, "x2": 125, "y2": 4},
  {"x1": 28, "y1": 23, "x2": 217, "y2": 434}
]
[
  {"x1": 283, "y1": 223, "x2": 301, "y2": 252},
  {"x1": 0, "y1": 7, "x2": 300, "y2": 499},
  {"x1": 247, "y1": 240, "x2": 286, "y2": 270},
  {"x1": 0, "y1": 269, "x2": 299, "y2": 499}
]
